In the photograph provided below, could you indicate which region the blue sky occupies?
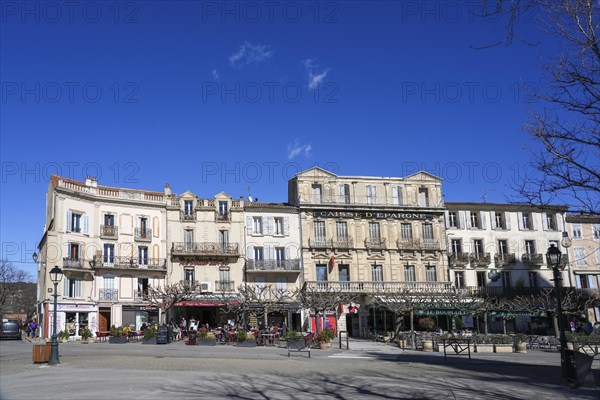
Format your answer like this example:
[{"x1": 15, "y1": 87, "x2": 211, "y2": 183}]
[{"x1": 1, "y1": 1, "x2": 556, "y2": 278}]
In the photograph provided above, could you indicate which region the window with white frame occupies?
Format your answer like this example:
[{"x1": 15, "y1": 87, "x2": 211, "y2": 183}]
[
  {"x1": 454, "y1": 272, "x2": 464, "y2": 288},
  {"x1": 404, "y1": 265, "x2": 416, "y2": 282},
  {"x1": 68, "y1": 243, "x2": 80, "y2": 260},
  {"x1": 545, "y1": 213, "x2": 556, "y2": 230},
  {"x1": 422, "y1": 223, "x2": 433, "y2": 240},
  {"x1": 470, "y1": 212, "x2": 479, "y2": 229},
  {"x1": 401, "y1": 223, "x2": 412, "y2": 239},
  {"x1": 184, "y1": 269, "x2": 194, "y2": 285},
  {"x1": 494, "y1": 212, "x2": 504, "y2": 229},
  {"x1": 368, "y1": 222, "x2": 381, "y2": 244},
  {"x1": 336, "y1": 221, "x2": 348, "y2": 239},
  {"x1": 68, "y1": 211, "x2": 82, "y2": 232},
  {"x1": 525, "y1": 240, "x2": 536, "y2": 255},
  {"x1": 498, "y1": 240, "x2": 508, "y2": 255},
  {"x1": 254, "y1": 247, "x2": 264, "y2": 261},
  {"x1": 451, "y1": 239, "x2": 462, "y2": 254},
  {"x1": 138, "y1": 246, "x2": 149, "y2": 265},
  {"x1": 275, "y1": 247, "x2": 285, "y2": 262},
  {"x1": 312, "y1": 184, "x2": 322, "y2": 203},
  {"x1": 522, "y1": 213, "x2": 532, "y2": 230},
  {"x1": 184, "y1": 200, "x2": 193, "y2": 215},
  {"x1": 219, "y1": 269, "x2": 231, "y2": 291},
  {"x1": 366, "y1": 185, "x2": 377, "y2": 205},
  {"x1": 340, "y1": 184, "x2": 350, "y2": 204},
  {"x1": 575, "y1": 247, "x2": 587, "y2": 266},
  {"x1": 473, "y1": 239, "x2": 484, "y2": 257},
  {"x1": 218, "y1": 201, "x2": 228, "y2": 216},
  {"x1": 314, "y1": 221, "x2": 326, "y2": 243},
  {"x1": 103, "y1": 244, "x2": 115, "y2": 264},
  {"x1": 372, "y1": 264, "x2": 384, "y2": 281},
  {"x1": 448, "y1": 212, "x2": 458, "y2": 228},
  {"x1": 392, "y1": 186, "x2": 403, "y2": 206},
  {"x1": 593, "y1": 224, "x2": 600, "y2": 240},
  {"x1": 426, "y1": 266, "x2": 437, "y2": 282},
  {"x1": 252, "y1": 217, "x2": 263, "y2": 235},
  {"x1": 418, "y1": 188, "x2": 429, "y2": 207},
  {"x1": 572, "y1": 223, "x2": 582, "y2": 239},
  {"x1": 274, "y1": 217, "x2": 284, "y2": 235},
  {"x1": 316, "y1": 264, "x2": 327, "y2": 281},
  {"x1": 63, "y1": 276, "x2": 82, "y2": 298}
]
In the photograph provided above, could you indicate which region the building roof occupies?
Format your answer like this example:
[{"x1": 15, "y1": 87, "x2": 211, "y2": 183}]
[
  {"x1": 51, "y1": 174, "x2": 165, "y2": 196},
  {"x1": 445, "y1": 202, "x2": 568, "y2": 212},
  {"x1": 565, "y1": 213, "x2": 600, "y2": 223},
  {"x1": 244, "y1": 202, "x2": 297, "y2": 212}
]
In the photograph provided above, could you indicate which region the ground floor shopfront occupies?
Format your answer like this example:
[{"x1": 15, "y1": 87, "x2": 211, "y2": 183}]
[{"x1": 41, "y1": 302, "x2": 98, "y2": 339}]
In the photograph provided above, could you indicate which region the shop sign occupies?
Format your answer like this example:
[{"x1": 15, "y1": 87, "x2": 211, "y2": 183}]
[{"x1": 313, "y1": 211, "x2": 433, "y2": 220}]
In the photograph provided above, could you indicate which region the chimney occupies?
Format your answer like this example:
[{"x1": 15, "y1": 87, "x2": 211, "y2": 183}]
[
  {"x1": 85, "y1": 176, "x2": 98, "y2": 187},
  {"x1": 164, "y1": 183, "x2": 172, "y2": 196}
]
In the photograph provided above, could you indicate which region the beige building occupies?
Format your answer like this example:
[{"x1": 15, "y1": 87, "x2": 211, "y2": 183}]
[
  {"x1": 288, "y1": 167, "x2": 449, "y2": 337},
  {"x1": 244, "y1": 202, "x2": 302, "y2": 329},
  {"x1": 36, "y1": 176, "x2": 169, "y2": 338},
  {"x1": 565, "y1": 214, "x2": 600, "y2": 323},
  {"x1": 166, "y1": 190, "x2": 245, "y2": 326}
]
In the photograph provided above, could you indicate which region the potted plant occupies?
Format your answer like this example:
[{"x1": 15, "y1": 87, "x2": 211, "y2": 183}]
[
  {"x1": 80, "y1": 327, "x2": 93, "y2": 344},
  {"x1": 316, "y1": 331, "x2": 330, "y2": 349},
  {"x1": 322, "y1": 328, "x2": 335, "y2": 348},
  {"x1": 58, "y1": 330, "x2": 70, "y2": 343},
  {"x1": 236, "y1": 330, "x2": 257, "y2": 347},
  {"x1": 109, "y1": 325, "x2": 127, "y2": 344},
  {"x1": 473, "y1": 334, "x2": 493, "y2": 353},
  {"x1": 491, "y1": 334, "x2": 513, "y2": 353},
  {"x1": 142, "y1": 327, "x2": 156, "y2": 344},
  {"x1": 513, "y1": 333, "x2": 528, "y2": 353},
  {"x1": 197, "y1": 328, "x2": 216, "y2": 346}
]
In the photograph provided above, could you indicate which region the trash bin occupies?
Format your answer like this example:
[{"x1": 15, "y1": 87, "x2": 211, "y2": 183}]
[
  {"x1": 32, "y1": 342, "x2": 51, "y2": 363},
  {"x1": 188, "y1": 330, "x2": 197, "y2": 346},
  {"x1": 564, "y1": 349, "x2": 597, "y2": 388}
]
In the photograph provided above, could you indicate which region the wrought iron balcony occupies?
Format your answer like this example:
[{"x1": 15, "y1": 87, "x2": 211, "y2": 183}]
[
  {"x1": 494, "y1": 253, "x2": 516, "y2": 267},
  {"x1": 246, "y1": 259, "x2": 301, "y2": 272},
  {"x1": 92, "y1": 256, "x2": 167, "y2": 270},
  {"x1": 397, "y1": 238, "x2": 419, "y2": 250},
  {"x1": 180, "y1": 211, "x2": 196, "y2": 221},
  {"x1": 421, "y1": 239, "x2": 440, "y2": 250},
  {"x1": 215, "y1": 280, "x2": 235, "y2": 292},
  {"x1": 134, "y1": 228, "x2": 152, "y2": 241},
  {"x1": 298, "y1": 194, "x2": 434, "y2": 207},
  {"x1": 365, "y1": 238, "x2": 386, "y2": 249},
  {"x1": 522, "y1": 253, "x2": 544, "y2": 266},
  {"x1": 134, "y1": 291, "x2": 150, "y2": 301},
  {"x1": 332, "y1": 238, "x2": 353, "y2": 250},
  {"x1": 215, "y1": 212, "x2": 230, "y2": 222},
  {"x1": 308, "y1": 238, "x2": 329, "y2": 250},
  {"x1": 469, "y1": 253, "x2": 491, "y2": 267},
  {"x1": 63, "y1": 257, "x2": 82, "y2": 269},
  {"x1": 99, "y1": 288, "x2": 118, "y2": 301},
  {"x1": 304, "y1": 281, "x2": 454, "y2": 295},
  {"x1": 463, "y1": 286, "x2": 544, "y2": 297},
  {"x1": 171, "y1": 242, "x2": 239, "y2": 257},
  {"x1": 449, "y1": 253, "x2": 470, "y2": 268},
  {"x1": 100, "y1": 225, "x2": 118, "y2": 239}
]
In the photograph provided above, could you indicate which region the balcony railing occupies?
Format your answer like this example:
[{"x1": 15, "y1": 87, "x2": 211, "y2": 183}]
[
  {"x1": 396, "y1": 238, "x2": 418, "y2": 249},
  {"x1": 99, "y1": 288, "x2": 118, "y2": 301},
  {"x1": 215, "y1": 212, "x2": 230, "y2": 222},
  {"x1": 449, "y1": 253, "x2": 470, "y2": 268},
  {"x1": 522, "y1": 253, "x2": 544, "y2": 266},
  {"x1": 494, "y1": 253, "x2": 516, "y2": 267},
  {"x1": 134, "y1": 228, "x2": 152, "y2": 241},
  {"x1": 332, "y1": 238, "x2": 353, "y2": 249},
  {"x1": 308, "y1": 238, "x2": 329, "y2": 249},
  {"x1": 304, "y1": 281, "x2": 454, "y2": 294},
  {"x1": 246, "y1": 259, "x2": 301, "y2": 272},
  {"x1": 63, "y1": 257, "x2": 82, "y2": 269},
  {"x1": 171, "y1": 242, "x2": 239, "y2": 257},
  {"x1": 215, "y1": 280, "x2": 235, "y2": 292},
  {"x1": 421, "y1": 239, "x2": 440, "y2": 250},
  {"x1": 298, "y1": 194, "x2": 438, "y2": 207},
  {"x1": 469, "y1": 253, "x2": 491, "y2": 266},
  {"x1": 93, "y1": 256, "x2": 167, "y2": 270},
  {"x1": 365, "y1": 238, "x2": 386, "y2": 249},
  {"x1": 180, "y1": 211, "x2": 196, "y2": 221},
  {"x1": 100, "y1": 225, "x2": 118, "y2": 239},
  {"x1": 134, "y1": 291, "x2": 150, "y2": 301},
  {"x1": 463, "y1": 286, "x2": 545, "y2": 297}
]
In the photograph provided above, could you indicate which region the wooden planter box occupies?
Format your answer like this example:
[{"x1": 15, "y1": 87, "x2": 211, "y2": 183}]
[
  {"x1": 109, "y1": 336, "x2": 127, "y2": 344},
  {"x1": 197, "y1": 339, "x2": 216, "y2": 346},
  {"x1": 236, "y1": 340, "x2": 257, "y2": 348},
  {"x1": 142, "y1": 337, "x2": 156, "y2": 345}
]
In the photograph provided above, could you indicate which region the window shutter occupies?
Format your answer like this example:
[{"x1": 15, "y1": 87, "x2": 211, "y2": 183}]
[
  {"x1": 557, "y1": 215, "x2": 564, "y2": 232},
  {"x1": 504, "y1": 212, "x2": 511, "y2": 230},
  {"x1": 246, "y1": 246, "x2": 254, "y2": 260},
  {"x1": 490, "y1": 212, "x2": 497, "y2": 229},
  {"x1": 268, "y1": 246, "x2": 274, "y2": 260},
  {"x1": 531, "y1": 214, "x2": 537, "y2": 231},
  {"x1": 283, "y1": 216, "x2": 290, "y2": 236},
  {"x1": 66, "y1": 211, "x2": 72, "y2": 232},
  {"x1": 285, "y1": 246, "x2": 291, "y2": 260},
  {"x1": 63, "y1": 278, "x2": 69, "y2": 297},
  {"x1": 75, "y1": 279, "x2": 82, "y2": 297},
  {"x1": 479, "y1": 211, "x2": 486, "y2": 229},
  {"x1": 458, "y1": 211, "x2": 467, "y2": 229},
  {"x1": 517, "y1": 212, "x2": 524, "y2": 230},
  {"x1": 266, "y1": 217, "x2": 273, "y2": 236},
  {"x1": 82, "y1": 215, "x2": 89, "y2": 235},
  {"x1": 392, "y1": 186, "x2": 399, "y2": 205},
  {"x1": 465, "y1": 211, "x2": 473, "y2": 229},
  {"x1": 541, "y1": 213, "x2": 549, "y2": 231},
  {"x1": 444, "y1": 210, "x2": 450, "y2": 228},
  {"x1": 246, "y1": 216, "x2": 253, "y2": 234}
]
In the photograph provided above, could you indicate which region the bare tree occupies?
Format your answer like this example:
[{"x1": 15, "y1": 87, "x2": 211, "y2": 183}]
[
  {"x1": 0, "y1": 259, "x2": 32, "y2": 315},
  {"x1": 146, "y1": 281, "x2": 199, "y2": 324},
  {"x1": 479, "y1": 0, "x2": 600, "y2": 214},
  {"x1": 299, "y1": 284, "x2": 357, "y2": 334}
]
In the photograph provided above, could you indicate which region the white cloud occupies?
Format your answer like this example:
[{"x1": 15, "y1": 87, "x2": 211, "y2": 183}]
[
  {"x1": 229, "y1": 42, "x2": 273, "y2": 68},
  {"x1": 304, "y1": 59, "x2": 330, "y2": 90},
  {"x1": 287, "y1": 139, "x2": 312, "y2": 160}
]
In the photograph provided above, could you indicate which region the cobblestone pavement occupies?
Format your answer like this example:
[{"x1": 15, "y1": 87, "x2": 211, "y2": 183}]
[{"x1": 1, "y1": 338, "x2": 598, "y2": 399}]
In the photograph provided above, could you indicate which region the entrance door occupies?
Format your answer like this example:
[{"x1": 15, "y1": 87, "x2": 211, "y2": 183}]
[{"x1": 99, "y1": 309, "x2": 111, "y2": 332}]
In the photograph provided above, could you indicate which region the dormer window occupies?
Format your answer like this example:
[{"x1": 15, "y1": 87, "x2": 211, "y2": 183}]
[{"x1": 184, "y1": 200, "x2": 194, "y2": 215}]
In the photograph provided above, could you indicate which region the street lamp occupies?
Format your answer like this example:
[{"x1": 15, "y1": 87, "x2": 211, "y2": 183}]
[
  {"x1": 49, "y1": 265, "x2": 63, "y2": 365},
  {"x1": 546, "y1": 244, "x2": 567, "y2": 380}
]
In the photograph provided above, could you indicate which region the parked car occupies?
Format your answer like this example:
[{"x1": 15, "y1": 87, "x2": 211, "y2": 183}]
[{"x1": 0, "y1": 320, "x2": 22, "y2": 340}]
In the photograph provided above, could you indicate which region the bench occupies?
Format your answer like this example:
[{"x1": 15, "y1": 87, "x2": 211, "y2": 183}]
[{"x1": 287, "y1": 339, "x2": 311, "y2": 358}]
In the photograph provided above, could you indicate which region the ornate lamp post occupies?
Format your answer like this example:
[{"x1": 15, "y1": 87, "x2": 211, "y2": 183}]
[
  {"x1": 48, "y1": 265, "x2": 63, "y2": 365},
  {"x1": 546, "y1": 244, "x2": 567, "y2": 379}
]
